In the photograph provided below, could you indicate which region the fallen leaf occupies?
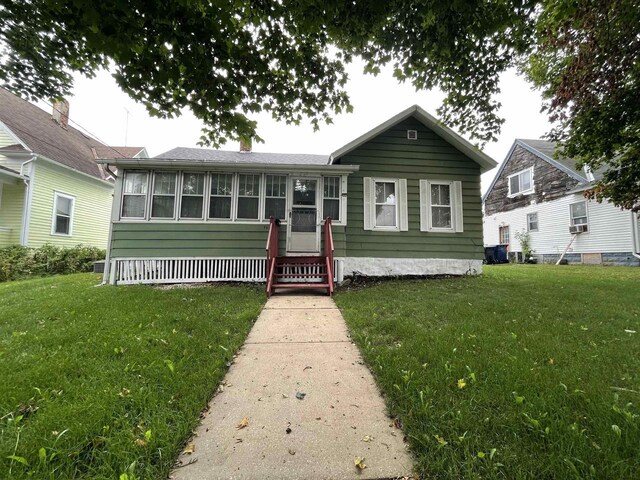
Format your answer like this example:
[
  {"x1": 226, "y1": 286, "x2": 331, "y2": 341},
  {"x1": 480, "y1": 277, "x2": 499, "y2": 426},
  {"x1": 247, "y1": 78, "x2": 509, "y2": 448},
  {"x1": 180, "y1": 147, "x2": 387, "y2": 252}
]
[
  {"x1": 237, "y1": 417, "x2": 249, "y2": 429},
  {"x1": 288, "y1": 448, "x2": 296, "y2": 455},
  {"x1": 286, "y1": 427, "x2": 292, "y2": 434},
  {"x1": 354, "y1": 456, "x2": 367, "y2": 470},
  {"x1": 457, "y1": 379, "x2": 467, "y2": 389},
  {"x1": 392, "y1": 418, "x2": 402, "y2": 429},
  {"x1": 183, "y1": 443, "x2": 195, "y2": 455},
  {"x1": 235, "y1": 438, "x2": 243, "y2": 443},
  {"x1": 303, "y1": 366, "x2": 312, "y2": 371},
  {"x1": 548, "y1": 358, "x2": 555, "y2": 365},
  {"x1": 295, "y1": 392, "x2": 306, "y2": 400},
  {"x1": 119, "y1": 388, "x2": 130, "y2": 397},
  {"x1": 281, "y1": 393, "x2": 288, "y2": 399},
  {"x1": 362, "y1": 435, "x2": 371, "y2": 442},
  {"x1": 135, "y1": 438, "x2": 147, "y2": 447}
]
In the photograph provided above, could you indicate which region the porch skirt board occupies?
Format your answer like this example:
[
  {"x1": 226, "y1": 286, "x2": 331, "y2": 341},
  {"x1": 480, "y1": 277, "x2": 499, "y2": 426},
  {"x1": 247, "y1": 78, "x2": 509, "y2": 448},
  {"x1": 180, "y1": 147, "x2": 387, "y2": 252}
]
[{"x1": 107, "y1": 256, "x2": 481, "y2": 285}]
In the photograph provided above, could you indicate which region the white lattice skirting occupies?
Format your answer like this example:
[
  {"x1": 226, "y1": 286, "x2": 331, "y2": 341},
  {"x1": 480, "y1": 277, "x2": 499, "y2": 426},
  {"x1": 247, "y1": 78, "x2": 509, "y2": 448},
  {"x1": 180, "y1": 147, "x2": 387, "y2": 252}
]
[{"x1": 108, "y1": 257, "x2": 344, "y2": 285}]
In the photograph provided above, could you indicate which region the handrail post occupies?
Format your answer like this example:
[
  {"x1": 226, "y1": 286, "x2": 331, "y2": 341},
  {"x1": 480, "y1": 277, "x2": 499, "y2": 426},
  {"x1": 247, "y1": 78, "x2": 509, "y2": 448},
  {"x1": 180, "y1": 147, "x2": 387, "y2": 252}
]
[
  {"x1": 265, "y1": 217, "x2": 279, "y2": 295},
  {"x1": 323, "y1": 216, "x2": 335, "y2": 295}
]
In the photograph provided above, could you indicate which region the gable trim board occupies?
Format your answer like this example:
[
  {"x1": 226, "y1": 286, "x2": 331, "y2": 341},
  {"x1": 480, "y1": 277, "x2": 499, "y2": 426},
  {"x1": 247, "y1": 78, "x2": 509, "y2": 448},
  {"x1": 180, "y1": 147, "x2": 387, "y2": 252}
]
[
  {"x1": 482, "y1": 139, "x2": 588, "y2": 203},
  {"x1": 99, "y1": 106, "x2": 496, "y2": 284}
]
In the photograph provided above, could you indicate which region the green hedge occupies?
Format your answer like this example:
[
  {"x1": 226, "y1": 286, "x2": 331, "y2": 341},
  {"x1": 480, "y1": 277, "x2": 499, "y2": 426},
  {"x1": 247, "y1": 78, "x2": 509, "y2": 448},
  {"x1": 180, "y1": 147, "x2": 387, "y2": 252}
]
[{"x1": 0, "y1": 244, "x2": 105, "y2": 282}]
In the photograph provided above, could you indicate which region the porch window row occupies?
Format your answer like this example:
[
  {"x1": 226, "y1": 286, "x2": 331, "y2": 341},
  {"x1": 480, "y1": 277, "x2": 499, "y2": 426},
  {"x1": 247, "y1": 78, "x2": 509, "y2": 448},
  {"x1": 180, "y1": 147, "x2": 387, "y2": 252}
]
[{"x1": 120, "y1": 171, "x2": 341, "y2": 223}]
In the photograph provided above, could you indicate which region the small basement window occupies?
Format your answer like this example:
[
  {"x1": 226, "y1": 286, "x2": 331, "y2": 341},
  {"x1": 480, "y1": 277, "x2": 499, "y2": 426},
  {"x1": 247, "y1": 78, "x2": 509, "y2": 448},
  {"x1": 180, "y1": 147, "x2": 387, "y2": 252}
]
[
  {"x1": 52, "y1": 192, "x2": 74, "y2": 235},
  {"x1": 407, "y1": 130, "x2": 417, "y2": 140}
]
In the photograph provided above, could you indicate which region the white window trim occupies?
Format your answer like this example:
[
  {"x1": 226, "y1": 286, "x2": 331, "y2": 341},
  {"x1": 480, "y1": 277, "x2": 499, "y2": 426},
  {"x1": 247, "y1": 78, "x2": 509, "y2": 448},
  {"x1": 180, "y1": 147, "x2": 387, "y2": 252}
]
[
  {"x1": 420, "y1": 179, "x2": 464, "y2": 233},
  {"x1": 51, "y1": 191, "x2": 75, "y2": 236},
  {"x1": 499, "y1": 225, "x2": 510, "y2": 244},
  {"x1": 321, "y1": 175, "x2": 342, "y2": 224},
  {"x1": 208, "y1": 172, "x2": 235, "y2": 221},
  {"x1": 507, "y1": 167, "x2": 534, "y2": 197},
  {"x1": 121, "y1": 170, "x2": 150, "y2": 220},
  {"x1": 527, "y1": 212, "x2": 539, "y2": 232},
  {"x1": 569, "y1": 200, "x2": 589, "y2": 227},
  {"x1": 236, "y1": 173, "x2": 262, "y2": 221},
  {"x1": 264, "y1": 174, "x2": 288, "y2": 223},
  {"x1": 178, "y1": 172, "x2": 206, "y2": 220},
  {"x1": 150, "y1": 171, "x2": 178, "y2": 220},
  {"x1": 373, "y1": 178, "x2": 400, "y2": 231}
]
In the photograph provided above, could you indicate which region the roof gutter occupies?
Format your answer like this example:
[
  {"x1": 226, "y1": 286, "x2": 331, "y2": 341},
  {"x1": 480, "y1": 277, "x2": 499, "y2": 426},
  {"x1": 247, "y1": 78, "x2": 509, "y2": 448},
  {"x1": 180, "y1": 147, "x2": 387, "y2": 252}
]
[{"x1": 96, "y1": 158, "x2": 360, "y2": 173}]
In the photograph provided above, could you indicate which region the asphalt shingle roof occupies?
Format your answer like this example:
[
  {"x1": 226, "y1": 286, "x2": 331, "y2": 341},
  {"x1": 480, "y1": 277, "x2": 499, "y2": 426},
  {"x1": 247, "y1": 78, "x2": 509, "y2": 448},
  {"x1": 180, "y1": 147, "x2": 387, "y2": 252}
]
[
  {"x1": 0, "y1": 87, "x2": 139, "y2": 179},
  {"x1": 156, "y1": 147, "x2": 329, "y2": 165}
]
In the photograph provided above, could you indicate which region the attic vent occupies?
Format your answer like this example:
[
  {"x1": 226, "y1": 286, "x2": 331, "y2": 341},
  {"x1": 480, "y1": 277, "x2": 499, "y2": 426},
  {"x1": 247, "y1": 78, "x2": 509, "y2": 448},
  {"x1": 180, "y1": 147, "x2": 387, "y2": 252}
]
[{"x1": 407, "y1": 130, "x2": 417, "y2": 140}]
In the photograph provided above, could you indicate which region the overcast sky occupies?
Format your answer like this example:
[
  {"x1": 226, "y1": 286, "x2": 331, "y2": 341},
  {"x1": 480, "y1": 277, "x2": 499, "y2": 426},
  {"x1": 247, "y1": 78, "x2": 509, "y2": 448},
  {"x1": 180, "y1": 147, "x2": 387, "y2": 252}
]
[{"x1": 37, "y1": 59, "x2": 551, "y2": 192}]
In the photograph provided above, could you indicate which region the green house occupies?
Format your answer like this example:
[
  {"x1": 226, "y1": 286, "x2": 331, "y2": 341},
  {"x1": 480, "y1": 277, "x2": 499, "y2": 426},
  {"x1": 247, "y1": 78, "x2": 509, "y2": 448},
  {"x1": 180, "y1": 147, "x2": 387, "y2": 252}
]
[
  {"x1": 99, "y1": 106, "x2": 497, "y2": 290},
  {"x1": 0, "y1": 88, "x2": 147, "y2": 250}
]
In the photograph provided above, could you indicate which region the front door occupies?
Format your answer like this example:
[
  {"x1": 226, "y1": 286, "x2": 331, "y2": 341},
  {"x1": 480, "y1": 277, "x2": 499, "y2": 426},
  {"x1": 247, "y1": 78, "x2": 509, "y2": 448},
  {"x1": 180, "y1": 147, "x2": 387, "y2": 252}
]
[{"x1": 287, "y1": 177, "x2": 320, "y2": 253}]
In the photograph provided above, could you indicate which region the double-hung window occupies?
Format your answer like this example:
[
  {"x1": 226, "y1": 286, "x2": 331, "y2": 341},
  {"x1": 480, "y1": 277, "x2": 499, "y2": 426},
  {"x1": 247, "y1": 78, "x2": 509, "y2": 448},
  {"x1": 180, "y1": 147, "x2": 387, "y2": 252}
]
[
  {"x1": 374, "y1": 181, "x2": 397, "y2": 228},
  {"x1": 180, "y1": 173, "x2": 205, "y2": 219},
  {"x1": 323, "y1": 176, "x2": 341, "y2": 222},
  {"x1": 264, "y1": 174, "x2": 286, "y2": 220},
  {"x1": 122, "y1": 171, "x2": 149, "y2": 219},
  {"x1": 499, "y1": 225, "x2": 510, "y2": 244},
  {"x1": 209, "y1": 173, "x2": 233, "y2": 219},
  {"x1": 237, "y1": 174, "x2": 260, "y2": 220},
  {"x1": 527, "y1": 212, "x2": 539, "y2": 231},
  {"x1": 419, "y1": 180, "x2": 464, "y2": 232},
  {"x1": 151, "y1": 172, "x2": 177, "y2": 218},
  {"x1": 430, "y1": 183, "x2": 452, "y2": 229},
  {"x1": 508, "y1": 168, "x2": 534, "y2": 196},
  {"x1": 570, "y1": 201, "x2": 588, "y2": 226},
  {"x1": 52, "y1": 192, "x2": 74, "y2": 235}
]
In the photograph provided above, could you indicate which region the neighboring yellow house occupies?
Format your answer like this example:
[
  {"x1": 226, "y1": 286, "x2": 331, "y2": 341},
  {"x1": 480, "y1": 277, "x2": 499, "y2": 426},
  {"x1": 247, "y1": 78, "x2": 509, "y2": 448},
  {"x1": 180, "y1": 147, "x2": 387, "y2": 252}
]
[{"x1": 0, "y1": 87, "x2": 147, "y2": 249}]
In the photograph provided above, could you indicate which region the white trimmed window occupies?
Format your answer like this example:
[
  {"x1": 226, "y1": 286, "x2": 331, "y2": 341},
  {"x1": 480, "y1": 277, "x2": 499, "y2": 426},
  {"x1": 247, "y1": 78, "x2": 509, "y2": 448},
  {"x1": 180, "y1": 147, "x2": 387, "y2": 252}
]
[
  {"x1": 419, "y1": 180, "x2": 464, "y2": 232},
  {"x1": 570, "y1": 201, "x2": 588, "y2": 226},
  {"x1": 527, "y1": 212, "x2": 539, "y2": 232},
  {"x1": 499, "y1": 225, "x2": 510, "y2": 244},
  {"x1": 52, "y1": 192, "x2": 74, "y2": 235},
  {"x1": 121, "y1": 171, "x2": 149, "y2": 219},
  {"x1": 264, "y1": 174, "x2": 287, "y2": 220},
  {"x1": 323, "y1": 176, "x2": 341, "y2": 221},
  {"x1": 151, "y1": 172, "x2": 177, "y2": 218},
  {"x1": 362, "y1": 177, "x2": 408, "y2": 231},
  {"x1": 209, "y1": 173, "x2": 233, "y2": 219},
  {"x1": 237, "y1": 174, "x2": 261, "y2": 220},
  {"x1": 180, "y1": 172, "x2": 205, "y2": 219},
  {"x1": 508, "y1": 168, "x2": 534, "y2": 196}
]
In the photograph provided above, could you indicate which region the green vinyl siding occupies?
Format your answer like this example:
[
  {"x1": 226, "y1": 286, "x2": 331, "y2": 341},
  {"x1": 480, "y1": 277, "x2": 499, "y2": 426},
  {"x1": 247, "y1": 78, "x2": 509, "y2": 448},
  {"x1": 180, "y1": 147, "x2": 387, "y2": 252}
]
[
  {"x1": 110, "y1": 222, "x2": 346, "y2": 258},
  {"x1": 339, "y1": 117, "x2": 484, "y2": 260},
  {"x1": 0, "y1": 183, "x2": 25, "y2": 247},
  {"x1": 27, "y1": 160, "x2": 113, "y2": 249}
]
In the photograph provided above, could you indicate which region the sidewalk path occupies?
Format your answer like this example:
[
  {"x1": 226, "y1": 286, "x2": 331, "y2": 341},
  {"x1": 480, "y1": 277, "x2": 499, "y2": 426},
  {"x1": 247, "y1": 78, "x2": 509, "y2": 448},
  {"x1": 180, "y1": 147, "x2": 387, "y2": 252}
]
[{"x1": 171, "y1": 294, "x2": 413, "y2": 480}]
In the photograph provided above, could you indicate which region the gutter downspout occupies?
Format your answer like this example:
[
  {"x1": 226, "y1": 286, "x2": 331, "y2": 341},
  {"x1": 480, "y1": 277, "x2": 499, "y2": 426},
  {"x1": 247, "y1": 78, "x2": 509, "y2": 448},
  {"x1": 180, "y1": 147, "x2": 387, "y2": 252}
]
[
  {"x1": 101, "y1": 165, "x2": 119, "y2": 285},
  {"x1": 19, "y1": 155, "x2": 37, "y2": 246}
]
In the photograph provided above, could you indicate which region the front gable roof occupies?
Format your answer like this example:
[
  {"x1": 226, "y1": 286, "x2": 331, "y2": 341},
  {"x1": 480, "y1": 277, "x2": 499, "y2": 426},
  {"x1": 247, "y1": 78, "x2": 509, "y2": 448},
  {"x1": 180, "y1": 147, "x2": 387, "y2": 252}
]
[
  {"x1": 330, "y1": 105, "x2": 498, "y2": 173},
  {"x1": 482, "y1": 139, "x2": 589, "y2": 203}
]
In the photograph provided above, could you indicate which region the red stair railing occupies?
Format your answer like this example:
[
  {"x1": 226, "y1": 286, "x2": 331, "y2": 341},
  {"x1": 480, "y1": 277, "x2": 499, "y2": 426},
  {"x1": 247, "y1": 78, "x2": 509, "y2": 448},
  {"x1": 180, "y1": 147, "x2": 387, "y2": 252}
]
[
  {"x1": 324, "y1": 216, "x2": 334, "y2": 295},
  {"x1": 265, "y1": 217, "x2": 279, "y2": 296}
]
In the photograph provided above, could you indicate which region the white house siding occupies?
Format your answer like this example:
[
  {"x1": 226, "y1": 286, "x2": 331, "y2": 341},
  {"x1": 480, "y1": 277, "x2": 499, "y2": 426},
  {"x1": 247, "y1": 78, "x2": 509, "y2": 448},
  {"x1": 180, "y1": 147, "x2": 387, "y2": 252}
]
[{"x1": 483, "y1": 193, "x2": 639, "y2": 265}]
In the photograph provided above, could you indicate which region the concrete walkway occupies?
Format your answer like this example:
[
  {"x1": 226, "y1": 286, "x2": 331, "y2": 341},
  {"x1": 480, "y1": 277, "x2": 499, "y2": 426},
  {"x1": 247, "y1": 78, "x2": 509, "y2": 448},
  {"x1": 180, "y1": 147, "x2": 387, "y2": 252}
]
[{"x1": 171, "y1": 295, "x2": 413, "y2": 480}]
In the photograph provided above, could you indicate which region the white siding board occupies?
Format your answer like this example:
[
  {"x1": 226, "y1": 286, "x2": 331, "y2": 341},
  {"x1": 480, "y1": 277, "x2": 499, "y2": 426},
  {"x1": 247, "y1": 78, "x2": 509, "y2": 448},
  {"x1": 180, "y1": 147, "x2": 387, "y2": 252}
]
[{"x1": 483, "y1": 194, "x2": 635, "y2": 254}]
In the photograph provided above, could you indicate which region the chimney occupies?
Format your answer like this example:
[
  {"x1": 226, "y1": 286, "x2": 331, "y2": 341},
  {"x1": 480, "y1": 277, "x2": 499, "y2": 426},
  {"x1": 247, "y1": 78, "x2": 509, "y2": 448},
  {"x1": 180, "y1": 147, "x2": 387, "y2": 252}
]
[
  {"x1": 52, "y1": 99, "x2": 70, "y2": 129},
  {"x1": 239, "y1": 137, "x2": 252, "y2": 153}
]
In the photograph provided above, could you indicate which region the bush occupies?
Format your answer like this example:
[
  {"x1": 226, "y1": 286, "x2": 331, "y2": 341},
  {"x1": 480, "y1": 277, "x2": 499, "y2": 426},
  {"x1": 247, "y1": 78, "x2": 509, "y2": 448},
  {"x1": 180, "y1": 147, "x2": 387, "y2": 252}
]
[{"x1": 0, "y1": 244, "x2": 105, "y2": 282}]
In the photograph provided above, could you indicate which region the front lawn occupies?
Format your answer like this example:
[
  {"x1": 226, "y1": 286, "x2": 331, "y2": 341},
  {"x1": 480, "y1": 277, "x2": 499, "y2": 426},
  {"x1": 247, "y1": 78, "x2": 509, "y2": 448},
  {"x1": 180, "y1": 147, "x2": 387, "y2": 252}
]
[
  {"x1": 0, "y1": 274, "x2": 264, "y2": 479},
  {"x1": 335, "y1": 265, "x2": 640, "y2": 479}
]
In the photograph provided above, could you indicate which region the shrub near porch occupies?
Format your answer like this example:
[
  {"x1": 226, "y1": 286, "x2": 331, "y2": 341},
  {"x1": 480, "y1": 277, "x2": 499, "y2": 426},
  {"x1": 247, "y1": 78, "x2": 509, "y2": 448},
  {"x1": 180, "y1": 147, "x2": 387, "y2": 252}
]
[
  {"x1": 335, "y1": 265, "x2": 640, "y2": 479},
  {"x1": 0, "y1": 274, "x2": 263, "y2": 479}
]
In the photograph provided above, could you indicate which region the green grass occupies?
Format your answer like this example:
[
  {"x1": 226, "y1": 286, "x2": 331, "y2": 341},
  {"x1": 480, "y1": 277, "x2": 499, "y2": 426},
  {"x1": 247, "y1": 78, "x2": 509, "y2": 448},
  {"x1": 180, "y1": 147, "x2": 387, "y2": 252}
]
[
  {"x1": 0, "y1": 274, "x2": 264, "y2": 479},
  {"x1": 335, "y1": 265, "x2": 640, "y2": 479}
]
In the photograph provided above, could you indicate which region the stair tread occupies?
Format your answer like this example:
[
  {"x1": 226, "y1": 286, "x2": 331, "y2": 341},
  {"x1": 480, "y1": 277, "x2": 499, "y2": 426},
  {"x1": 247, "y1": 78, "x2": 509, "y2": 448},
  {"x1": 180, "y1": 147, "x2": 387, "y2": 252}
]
[
  {"x1": 275, "y1": 273, "x2": 328, "y2": 277},
  {"x1": 273, "y1": 283, "x2": 330, "y2": 289}
]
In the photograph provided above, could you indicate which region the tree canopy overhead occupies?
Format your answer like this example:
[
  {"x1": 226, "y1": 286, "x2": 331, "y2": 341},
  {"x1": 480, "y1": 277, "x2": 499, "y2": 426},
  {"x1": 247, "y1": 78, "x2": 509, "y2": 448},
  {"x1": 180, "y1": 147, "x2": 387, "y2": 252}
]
[{"x1": 0, "y1": 1, "x2": 638, "y2": 210}]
